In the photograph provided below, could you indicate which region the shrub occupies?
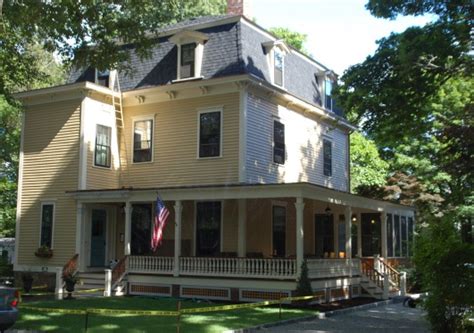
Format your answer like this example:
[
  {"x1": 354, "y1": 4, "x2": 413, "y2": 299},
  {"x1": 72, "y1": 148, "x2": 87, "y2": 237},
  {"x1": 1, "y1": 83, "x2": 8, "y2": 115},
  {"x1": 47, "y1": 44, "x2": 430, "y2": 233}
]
[
  {"x1": 296, "y1": 259, "x2": 312, "y2": 296},
  {"x1": 414, "y1": 215, "x2": 474, "y2": 332}
]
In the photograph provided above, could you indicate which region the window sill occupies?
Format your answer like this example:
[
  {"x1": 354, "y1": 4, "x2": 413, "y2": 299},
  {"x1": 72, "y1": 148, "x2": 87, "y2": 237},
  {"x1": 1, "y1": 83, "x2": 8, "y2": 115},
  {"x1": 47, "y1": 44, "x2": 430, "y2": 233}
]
[
  {"x1": 92, "y1": 164, "x2": 112, "y2": 170},
  {"x1": 172, "y1": 76, "x2": 204, "y2": 83},
  {"x1": 131, "y1": 160, "x2": 154, "y2": 165},
  {"x1": 197, "y1": 155, "x2": 223, "y2": 160}
]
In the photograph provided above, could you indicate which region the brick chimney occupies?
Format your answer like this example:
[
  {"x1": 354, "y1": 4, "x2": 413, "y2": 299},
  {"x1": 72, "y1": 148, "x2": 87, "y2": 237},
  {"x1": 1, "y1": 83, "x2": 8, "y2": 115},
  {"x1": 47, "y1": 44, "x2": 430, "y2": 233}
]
[{"x1": 227, "y1": 0, "x2": 252, "y2": 18}]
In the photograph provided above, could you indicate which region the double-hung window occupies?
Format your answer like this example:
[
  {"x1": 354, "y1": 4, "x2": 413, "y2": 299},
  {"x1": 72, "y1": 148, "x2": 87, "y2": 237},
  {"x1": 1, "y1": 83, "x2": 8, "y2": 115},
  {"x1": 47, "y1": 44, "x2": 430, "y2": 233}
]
[
  {"x1": 273, "y1": 120, "x2": 285, "y2": 164},
  {"x1": 97, "y1": 69, "x2": 110, "y2": 88},
  {"x1": 133, "y1": 119, "x2": 153, "y2": 163},
  {"x1": 325, "y1": 79, "x2": 333, "y2": 110},
  {"x1": 180, "y1": 43, "x2": 196, "y2": 79},
  {"x1": 199, "y1": 110, "x2": 221, "y2": 158},
  {"x1": 272, "y1": 206, "x2": 286, "y2": 257},
  {"x1": 274, "y1": 48, "x2": 284, "y2": 86},
  {"x1": 323, "y1": 139, "x2": 332, "y2": 176},
  {"x1": 196, "y1": 202, "x2": 221, "y2": 256},
  {"x1": 95, "y1": 125, "x2": 111, "y2": 168},
  {"x1": 40, "y1": 203, "x2": 54, "y2": 248}
]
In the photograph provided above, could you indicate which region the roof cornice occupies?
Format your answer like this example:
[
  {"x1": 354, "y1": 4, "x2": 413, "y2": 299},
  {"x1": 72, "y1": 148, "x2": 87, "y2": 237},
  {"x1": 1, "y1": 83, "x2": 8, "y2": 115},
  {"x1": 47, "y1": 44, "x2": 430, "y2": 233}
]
[{"x1": 13, "y1": 81, "x2": 120, "y2": 106}]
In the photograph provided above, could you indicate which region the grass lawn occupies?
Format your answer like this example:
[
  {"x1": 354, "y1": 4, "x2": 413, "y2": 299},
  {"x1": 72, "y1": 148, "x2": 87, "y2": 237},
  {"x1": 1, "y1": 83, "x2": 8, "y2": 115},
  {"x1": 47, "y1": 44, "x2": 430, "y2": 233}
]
[{"x1": 14, "y1": 296, "x2": 316, "y2": 332}]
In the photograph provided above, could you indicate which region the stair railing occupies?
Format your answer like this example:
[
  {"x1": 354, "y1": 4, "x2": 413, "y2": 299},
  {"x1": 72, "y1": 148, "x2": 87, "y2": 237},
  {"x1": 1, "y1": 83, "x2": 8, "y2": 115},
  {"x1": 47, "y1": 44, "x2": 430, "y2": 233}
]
[
  {"x1": 109, "y1": 255, "x2": 129, "y2": 295},
  {"x1": 360, "y1": 258, "x2": 384, "y2": 290}
]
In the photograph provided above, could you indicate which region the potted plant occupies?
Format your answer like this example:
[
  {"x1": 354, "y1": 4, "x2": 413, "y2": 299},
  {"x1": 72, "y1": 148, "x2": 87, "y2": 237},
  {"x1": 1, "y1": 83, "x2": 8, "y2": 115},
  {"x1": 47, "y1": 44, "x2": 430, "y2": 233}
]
[
  {"x1": 22, "y1": 272, "x2": 33, "y2": 293},
  {"x1": 34, "y1": 245, "x2": 53, "y2": 258},
  {"x1": 62, "y1": 272, "x2": 79, "y2": 299}
]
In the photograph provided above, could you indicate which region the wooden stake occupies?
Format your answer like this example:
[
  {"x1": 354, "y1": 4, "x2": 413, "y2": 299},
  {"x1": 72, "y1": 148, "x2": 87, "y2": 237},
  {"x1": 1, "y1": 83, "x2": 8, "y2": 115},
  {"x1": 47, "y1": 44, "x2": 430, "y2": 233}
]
[
  {"x1": 176, "y1": 300, "x2": 181, "y2": 333},
  {"x1": 84, "y1": 310, "x2": 89, "y2": 333},
  {"x1": 279, "y1": 291, "x2": 282, "y2": 320}
]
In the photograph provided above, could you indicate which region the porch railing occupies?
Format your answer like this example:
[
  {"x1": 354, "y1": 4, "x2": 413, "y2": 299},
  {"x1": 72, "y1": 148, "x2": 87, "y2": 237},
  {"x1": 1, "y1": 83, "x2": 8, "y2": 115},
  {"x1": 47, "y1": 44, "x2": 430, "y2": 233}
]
[
  {"x1": 179, "y1": 257, "x2": 297, "y2": 279},
  {"x1": 128, "y1": 256, "x2": 174, "y2": 274},
  {"x1": 127, "y1": 256, "x2": 360, "y2": 280},
  {"x1": 306, "y1": 259, "x2": 360, "y2": 279}
]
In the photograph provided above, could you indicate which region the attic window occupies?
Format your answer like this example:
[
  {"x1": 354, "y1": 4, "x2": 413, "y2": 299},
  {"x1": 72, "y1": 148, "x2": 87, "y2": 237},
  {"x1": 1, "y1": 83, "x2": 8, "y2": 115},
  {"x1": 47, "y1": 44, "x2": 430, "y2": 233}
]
[
  {"x1": 180, "y1": 43, "x2": 196, "y2": 79},
  {"x1": 262, "y1": 40, "x2": 290, "y2": 87},
  {"x1": 96, "y1": 70, "x2": 110, "y2": 87},
  {"x1": 170, "y1": 30, "x2": 208, "y2": 81}
]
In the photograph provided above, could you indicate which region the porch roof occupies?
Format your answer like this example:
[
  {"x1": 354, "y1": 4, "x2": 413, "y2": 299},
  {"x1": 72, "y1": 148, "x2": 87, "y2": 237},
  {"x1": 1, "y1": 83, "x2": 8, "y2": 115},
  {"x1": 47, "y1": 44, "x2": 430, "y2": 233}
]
[{"x1": 66, "y1": 182, "x2": 415, "y2": 215}]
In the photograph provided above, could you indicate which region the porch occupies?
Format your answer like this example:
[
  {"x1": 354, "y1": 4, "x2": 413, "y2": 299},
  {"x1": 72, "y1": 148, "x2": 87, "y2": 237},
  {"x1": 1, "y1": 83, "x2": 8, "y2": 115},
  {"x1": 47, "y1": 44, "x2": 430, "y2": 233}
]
[{"x1": 68, "y1": 183, "x2": 414, "y2": 301}]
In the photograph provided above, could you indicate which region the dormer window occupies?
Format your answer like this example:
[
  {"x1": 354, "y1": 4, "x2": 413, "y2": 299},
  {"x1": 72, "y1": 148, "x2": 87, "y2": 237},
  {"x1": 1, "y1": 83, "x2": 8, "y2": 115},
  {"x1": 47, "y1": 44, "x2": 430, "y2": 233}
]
[
  {"x1": 170, "y1": 30, "x2": 208, "y2": 81},
  {"x1": 262, "y1": 40, "x2": 290, "y2": 87},
  {"x1": 274, "y1": 49, "x2": 284, "y2": 86},
  {"x1": 180, "y1": 43, "x2": 196, "y2": 79},
  {"x1": 325, "y1": 79, "x2": 333, "y2": 110},
  {"x1": 96, "y1": 69, "x2": 110, "y2": 88}
]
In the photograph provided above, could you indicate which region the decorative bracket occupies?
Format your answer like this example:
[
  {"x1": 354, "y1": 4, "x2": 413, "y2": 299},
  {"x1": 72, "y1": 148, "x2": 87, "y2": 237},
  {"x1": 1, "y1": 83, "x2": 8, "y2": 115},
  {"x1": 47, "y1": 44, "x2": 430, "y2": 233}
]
[
  {"x1": 199, "y1": 86, "x2": 209, "y2": 95},
  {"x1": 166, "y1": 91, "x2": 176, "y2": 100},
  {"x1": 135, "y1": 95, "x2": 146, "y2": 104}
]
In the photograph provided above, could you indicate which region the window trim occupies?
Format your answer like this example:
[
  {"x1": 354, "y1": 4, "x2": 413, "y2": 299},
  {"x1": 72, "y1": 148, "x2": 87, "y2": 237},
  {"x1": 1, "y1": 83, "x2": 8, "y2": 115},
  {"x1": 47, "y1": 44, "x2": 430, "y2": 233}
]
[
  {"x1": 193, "y1": 200, "x2": 224, "y2": 256},
  {"x1": 39, "y1": 201, "x2": 55, "y2": 249},
  {"x1": 132, "y1": 116, "x2": 154, "y2": 164},
  {"x1": 271, "y1": 204, "x2": 287, "y2": 257},
  {"x1": 262, "y1": 40, "x2": 290, "y2": 88},
  {"x1": 95, "y1": 69, "x2": 111, "y2": 88},
  {"x1": 197, "y1": 107, "x2": 223, "y2": 159},
  {"x1": 169, "y1": 30, "x2": 208, "y2": 81},
  {"x1": 323, "y1": 138, "x2": 332, "y2": 177},
  {"x1": 273, "y1": 119, "x2": 285, "y2": 165},
  {"x1": 94, "y1": 124, "x2": 112, "y2": 169}
]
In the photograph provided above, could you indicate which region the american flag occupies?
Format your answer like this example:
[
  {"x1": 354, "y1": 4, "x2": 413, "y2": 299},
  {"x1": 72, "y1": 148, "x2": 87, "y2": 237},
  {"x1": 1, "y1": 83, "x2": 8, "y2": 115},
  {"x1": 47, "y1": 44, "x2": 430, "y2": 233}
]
[{"x1": 151, "y1": 196, "x2": 170, "y2": 251}]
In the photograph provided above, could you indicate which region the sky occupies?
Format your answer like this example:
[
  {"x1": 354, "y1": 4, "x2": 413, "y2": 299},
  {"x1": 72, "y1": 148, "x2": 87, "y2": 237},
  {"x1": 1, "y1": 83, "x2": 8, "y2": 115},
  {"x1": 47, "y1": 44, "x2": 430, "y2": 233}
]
[{"x1": 251, "y1": 0, "x2": 435, "y2": 75}]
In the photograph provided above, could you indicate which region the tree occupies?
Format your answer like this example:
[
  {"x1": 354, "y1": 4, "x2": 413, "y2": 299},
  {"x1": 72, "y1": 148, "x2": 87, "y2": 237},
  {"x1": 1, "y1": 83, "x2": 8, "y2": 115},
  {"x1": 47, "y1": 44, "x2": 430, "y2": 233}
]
[
  {"x1": 269, "y1": 27, "x2": 308, "y2": 54},
  {"x1": 350, "y1": 132, "x2": 388, "y2": 194},
  {"x1": 1, "y1": 0, "x2": 226, "y2": 98}
]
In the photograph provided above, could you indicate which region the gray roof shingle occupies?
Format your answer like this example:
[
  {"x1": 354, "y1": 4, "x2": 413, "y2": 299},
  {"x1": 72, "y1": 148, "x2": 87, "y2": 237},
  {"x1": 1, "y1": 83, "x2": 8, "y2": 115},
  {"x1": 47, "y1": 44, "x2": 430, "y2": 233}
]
[{"x1": 68, "y1": 15, "x2": 343, "y2": 117}]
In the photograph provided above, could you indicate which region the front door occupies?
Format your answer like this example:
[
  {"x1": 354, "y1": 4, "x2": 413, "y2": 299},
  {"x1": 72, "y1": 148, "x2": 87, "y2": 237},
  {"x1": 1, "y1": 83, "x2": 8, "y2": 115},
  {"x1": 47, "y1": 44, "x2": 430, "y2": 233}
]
[{"x1": 90, "y1": 209, "x2": 107, "y2": 267}]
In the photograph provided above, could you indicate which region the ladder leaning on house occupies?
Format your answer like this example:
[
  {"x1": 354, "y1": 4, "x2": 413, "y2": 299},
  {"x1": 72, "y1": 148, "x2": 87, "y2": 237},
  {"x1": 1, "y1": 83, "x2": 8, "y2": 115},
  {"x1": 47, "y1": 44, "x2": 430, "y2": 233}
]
[{"x1": 112, "y1": 72, "x2": 124, "y2": 131}]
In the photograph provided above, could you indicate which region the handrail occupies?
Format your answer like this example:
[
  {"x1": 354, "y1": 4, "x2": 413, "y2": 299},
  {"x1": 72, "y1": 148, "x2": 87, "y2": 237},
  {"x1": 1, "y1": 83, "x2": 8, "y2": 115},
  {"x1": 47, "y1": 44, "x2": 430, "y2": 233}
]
[
  {"x1": 360, "y1": 258, "x2": 384, "y2": 289},
  {"x1": 378, "y1": 257, "x2": 401, "y2": 289},
  {"x1": 111, "y1": 256, "x2": 128, "y2": 289}
]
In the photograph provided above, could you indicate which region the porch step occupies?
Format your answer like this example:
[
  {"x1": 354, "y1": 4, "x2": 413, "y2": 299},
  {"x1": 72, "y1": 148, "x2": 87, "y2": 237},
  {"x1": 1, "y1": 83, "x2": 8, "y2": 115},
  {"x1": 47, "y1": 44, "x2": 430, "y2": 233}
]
[{"x1": 76, "y1": 272, "x2": 105, "y2": 292}]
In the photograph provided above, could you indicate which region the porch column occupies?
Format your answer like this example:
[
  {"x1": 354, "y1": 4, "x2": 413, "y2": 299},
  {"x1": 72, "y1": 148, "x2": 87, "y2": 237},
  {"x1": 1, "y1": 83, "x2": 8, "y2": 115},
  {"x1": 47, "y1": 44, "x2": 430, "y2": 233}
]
[
  {"x1": 124, "y1": 201, "x2": 132, "y2": 256},
  {"x1": 381, "y1": 212, "x2": 388, "y2": 258},
  {"x1": 237, "y1": 199, "x2": 247, "y2": 257},
  {"x1": 357, "y1": 213, "x2": 362, "y2": 257},
  {"x1": 173, "y1": 200, "x2": 183, "y2": 277},
  {"x1": 344, "y1": 206, "x2": 352, "y2": 259},
  {"x1": 75, "y1": 202, "x2": 84, "y2": 270},
  {"x1": 295, "y1": 197, "x2": 305, "y2": 277}
]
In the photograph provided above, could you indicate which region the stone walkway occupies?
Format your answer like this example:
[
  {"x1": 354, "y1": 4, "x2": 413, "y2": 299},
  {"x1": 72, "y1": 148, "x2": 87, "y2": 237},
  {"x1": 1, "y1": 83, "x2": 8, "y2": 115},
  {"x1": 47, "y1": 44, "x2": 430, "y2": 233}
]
[{"x1": 253, "y1": 302, "x2": 430, "y2": 332}]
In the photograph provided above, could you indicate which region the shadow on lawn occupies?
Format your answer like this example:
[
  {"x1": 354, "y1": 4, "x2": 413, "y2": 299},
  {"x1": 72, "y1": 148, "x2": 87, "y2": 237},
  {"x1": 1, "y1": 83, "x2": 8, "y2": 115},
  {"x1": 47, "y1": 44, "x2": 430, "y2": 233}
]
[{"x1": 14, "y1": 297, "x2": 315, "y2": 332}]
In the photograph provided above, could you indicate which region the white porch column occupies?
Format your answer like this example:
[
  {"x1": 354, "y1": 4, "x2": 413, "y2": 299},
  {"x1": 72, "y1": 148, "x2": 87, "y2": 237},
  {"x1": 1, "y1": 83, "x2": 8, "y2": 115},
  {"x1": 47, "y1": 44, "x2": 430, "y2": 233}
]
[
  {"x1": 173, "y1": 200, "x2": 183, "y2": 277},
  {"x1": 75, "y1": 202, "x2": 84, "y2": 270},
  {"x1": 124, "y1": 201, "x2": 132, "y2": 256},
  {"x1": 344, "y1": 206, "x2": 352, "y2": 259},
  {"x1": 381, "y1": 212, "x2": 388, "y2": 258},
  {"x1": 357, "y1": 212, "x2": 362, "y2": 257},
  {"x1": 295, "y1": 197, "x2": 305, "y2": 277},
  {"x1": 237, "y1": 199, "x2": 247, "y2": 257}
]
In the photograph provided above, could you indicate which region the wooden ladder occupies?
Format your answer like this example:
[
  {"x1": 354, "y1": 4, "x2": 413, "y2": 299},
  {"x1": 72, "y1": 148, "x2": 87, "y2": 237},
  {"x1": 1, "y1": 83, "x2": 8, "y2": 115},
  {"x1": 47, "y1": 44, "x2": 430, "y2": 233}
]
[{"x1": 112, "y1": 73, "x2": 124, "y2": 130}]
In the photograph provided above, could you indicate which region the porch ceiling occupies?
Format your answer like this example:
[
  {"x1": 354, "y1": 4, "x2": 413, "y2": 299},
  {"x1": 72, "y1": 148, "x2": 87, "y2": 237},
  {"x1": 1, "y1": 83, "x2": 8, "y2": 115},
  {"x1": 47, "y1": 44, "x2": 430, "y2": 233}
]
[{"x1": 66, "y1": 182, "x2": 415, "y2": 214}]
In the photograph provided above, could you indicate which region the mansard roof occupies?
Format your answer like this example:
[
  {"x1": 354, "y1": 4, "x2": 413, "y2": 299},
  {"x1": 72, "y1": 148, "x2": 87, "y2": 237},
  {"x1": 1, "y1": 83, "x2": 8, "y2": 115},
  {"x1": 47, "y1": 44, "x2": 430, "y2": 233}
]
[{"x1": 68, "y1": 15, "x2": 343, "y2": 117}]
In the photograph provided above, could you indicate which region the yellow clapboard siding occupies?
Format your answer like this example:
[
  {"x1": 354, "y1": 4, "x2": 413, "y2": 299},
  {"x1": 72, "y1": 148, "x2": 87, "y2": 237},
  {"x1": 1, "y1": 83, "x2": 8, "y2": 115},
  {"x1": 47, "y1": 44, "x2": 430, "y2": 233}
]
[
  {"x1": 120, "y1": 93, "x2": 240, "y2": 188},
  {"x1": 18, "y1": 99, "x2": 81, "y2": 266}
]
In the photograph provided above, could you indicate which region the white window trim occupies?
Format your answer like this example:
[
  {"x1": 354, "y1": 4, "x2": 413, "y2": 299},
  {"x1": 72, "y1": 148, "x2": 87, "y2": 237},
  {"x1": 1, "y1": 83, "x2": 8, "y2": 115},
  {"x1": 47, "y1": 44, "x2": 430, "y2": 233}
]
[
  {"x1": 197, "y1": 107, "x2": 223, "y2": 159},
  {"x1": 193, "y1": 200, "x2": 224, "y2": 256},
  {"x1": 271, "y1": 204, "x2": 287, "y2": 257},
  {"x1": 170, "y1": 30, "x2": 208, "y2": 81},
  {"x1": 272, "y1": 118, "x2": 285, "y2": 166},
  {"x1": 93, "y1": 124, "x2": 113, "y2": 169},
  {"x1": 39, "y1": 201, "x2": 56, "y2": 249},
  {"x1": 131, "y1": 115, "x2": 155, "y2": 164},
  {"x1": 262, "y1": 40, "x2": 290, "y2": 88}
]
